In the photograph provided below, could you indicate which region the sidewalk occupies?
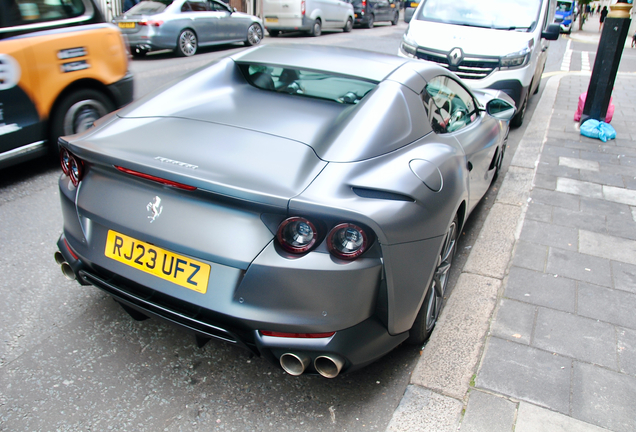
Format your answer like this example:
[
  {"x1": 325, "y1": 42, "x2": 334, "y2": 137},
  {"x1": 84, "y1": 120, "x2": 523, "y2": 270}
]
[{"x1": 386, "y1": 27, "x2": 636, "y2": 432}]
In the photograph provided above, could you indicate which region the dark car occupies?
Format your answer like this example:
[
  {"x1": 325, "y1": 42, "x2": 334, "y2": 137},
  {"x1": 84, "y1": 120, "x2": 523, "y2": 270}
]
[
  {"x1": 352, "y1": 0, "x2": 399, "y2": 28},
  {"x1": 54, "y1": 44, "x2": 515, "y2": 378}
]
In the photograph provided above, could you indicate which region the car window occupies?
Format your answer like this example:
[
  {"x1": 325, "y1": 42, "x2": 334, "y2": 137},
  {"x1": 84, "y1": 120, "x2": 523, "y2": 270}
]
[
  {"x1": 127, "y1": 0, "x2": 168, "y2": 14},
  {"x1": 182, "y1": 0, "x2": 209, "y2": 11},
  {"x1": 1, "y1": 0, "x2": 85, "y2": 27},
  {"x1": 209, "y1": 0, "x2": 229, "y2": 11},
  {"x1": 422, "y1": 75, "x2": 477, "y2": 134},
  {"x1": 240, "y1": 64, "x2": 378, "y2": 105}
]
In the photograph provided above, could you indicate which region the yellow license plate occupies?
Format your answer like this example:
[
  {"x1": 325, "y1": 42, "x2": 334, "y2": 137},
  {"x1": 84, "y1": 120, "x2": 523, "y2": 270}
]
[
  {"x1": 118, "y1": 22, "x2": 135, "y2": 29},
  {"x1": 265, "y1": 17, "x2": 278, "y2": 23},
  {"x1": 105, "y1": 230, "x2": 211, "y2": 294},
  {"x1": 410, "y1": 2, "x2": 418, "y2": 6}
]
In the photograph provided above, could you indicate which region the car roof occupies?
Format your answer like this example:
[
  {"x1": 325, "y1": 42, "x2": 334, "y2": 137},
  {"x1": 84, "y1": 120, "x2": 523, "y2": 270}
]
[{"x1": 231, "y1": 44, "x2": 411, "y2": 83}]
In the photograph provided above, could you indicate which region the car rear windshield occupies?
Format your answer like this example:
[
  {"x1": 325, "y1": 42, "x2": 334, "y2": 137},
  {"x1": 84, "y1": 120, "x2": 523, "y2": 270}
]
[
  {"x1": 416, "y1": 0, "x2": 541, "y2": 31},
  {"x1": 0, "y1": 0, "x2": 85, "y2": 28},
  {"x1": 125, "y1": 0, "x2": 168, "y2": 15},
  {"x1": 240, "y1": 64, "x2": 377, "y2": 105}
]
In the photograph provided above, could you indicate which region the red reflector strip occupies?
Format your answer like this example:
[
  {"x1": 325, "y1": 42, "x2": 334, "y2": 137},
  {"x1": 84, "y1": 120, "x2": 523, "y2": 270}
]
[
  {"x1": 115, "y1": 166, "x2": 197, "y2": 191},
  {"x1": 260, "y1": 331, "x2": 335, "y2": 338},
  {"x1": 63, "y1": 238, "x2": 79, "y2": 260}
]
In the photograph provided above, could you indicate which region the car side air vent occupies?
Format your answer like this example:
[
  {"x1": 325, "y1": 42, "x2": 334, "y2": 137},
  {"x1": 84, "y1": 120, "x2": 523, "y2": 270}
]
[{"x1": 352, "y1": 187, "x2": 414, "y2": 202}]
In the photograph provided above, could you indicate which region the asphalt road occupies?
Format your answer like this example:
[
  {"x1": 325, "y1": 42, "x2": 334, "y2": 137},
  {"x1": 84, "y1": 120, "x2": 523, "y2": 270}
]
[{"x1": 0, "y1": 18, "x2": 589, "y2": 431}]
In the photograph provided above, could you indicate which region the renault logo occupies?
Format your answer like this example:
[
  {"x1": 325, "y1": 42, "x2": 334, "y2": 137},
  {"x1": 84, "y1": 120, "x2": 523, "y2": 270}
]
[{"x1": 448, "y1": 48, "x2": 463, "y2": 67}]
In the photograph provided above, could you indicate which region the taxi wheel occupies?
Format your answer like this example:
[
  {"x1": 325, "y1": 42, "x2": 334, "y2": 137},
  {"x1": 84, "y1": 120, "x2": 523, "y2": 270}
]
[
  {"x1": 343, "y1": 17, "x2": 353, "y2": 32},
  {"x1": 50, "y1": 89, "x2": 113, "y2": 153},
  {"x1": 391, "y1": 11, "x2": 399, "y2": 25}
]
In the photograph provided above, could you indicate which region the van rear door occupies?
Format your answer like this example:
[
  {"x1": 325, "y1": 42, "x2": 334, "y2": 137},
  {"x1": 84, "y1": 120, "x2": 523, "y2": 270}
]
[{"x1": 263, "y1": 0, "x2": 302, "y2": 28}]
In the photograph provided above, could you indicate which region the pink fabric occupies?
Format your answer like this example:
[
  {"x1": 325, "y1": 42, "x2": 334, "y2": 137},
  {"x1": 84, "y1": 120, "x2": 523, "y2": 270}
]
[{"x1": 574, "y1": 92, "x2": 614, "y2": 123}]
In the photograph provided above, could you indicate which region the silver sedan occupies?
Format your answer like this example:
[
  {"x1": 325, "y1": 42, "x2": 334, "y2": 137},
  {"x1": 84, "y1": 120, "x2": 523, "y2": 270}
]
[{"x1": 113, "y1": 0, "x2": 264, "y2": 57}]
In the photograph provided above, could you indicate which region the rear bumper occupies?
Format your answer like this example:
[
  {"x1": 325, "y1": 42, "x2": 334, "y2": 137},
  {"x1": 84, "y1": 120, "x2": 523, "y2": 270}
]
[
  {"x1": 107, "y1": 71, "x2": 134, "y2": 108},
  {"x1": 56, "y1": 234, "x2": 407, "y2": 374}
]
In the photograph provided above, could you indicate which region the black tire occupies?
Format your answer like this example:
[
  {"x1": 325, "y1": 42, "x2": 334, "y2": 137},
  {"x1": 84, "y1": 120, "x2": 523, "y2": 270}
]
[
  {"x1": 269, "y1": 29, "x2": 280, "y2": 37},
  {"x1": 407, "y1": 216, "x2": 459, "y2": 345},
  {"x1": 343, "y1": 17, "x2": 353, "y2": 32},
  {"x1": 245, "y1": 23, "x2": 264, "y2": 46},
  {"x1": 391, "y1": 11, "x2": 399, "y2": 25},
  {"x1": 493, "y1": 143, "x2": 506, "y2": 182},
  {"x1": 309, "y1": 19, "x2": 321, "y2": 37},
  {"x1": 49, "y1": 89, "x2": 113, "y2": 154},
  {"x1": 510, "y1": 88, "x2": 529, "y2": 128},
  {"x1": 365, "y1": 14, "x2": 374, "y2": 28},
  {"x1": 176, "y1": 29, "x2": 197, "y2": 57}
]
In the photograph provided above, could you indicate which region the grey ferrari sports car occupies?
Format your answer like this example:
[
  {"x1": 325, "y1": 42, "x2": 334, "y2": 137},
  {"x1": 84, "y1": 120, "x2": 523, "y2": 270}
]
[{"x1": 55, "y1": 44, "x2": 515, "y2": 378}]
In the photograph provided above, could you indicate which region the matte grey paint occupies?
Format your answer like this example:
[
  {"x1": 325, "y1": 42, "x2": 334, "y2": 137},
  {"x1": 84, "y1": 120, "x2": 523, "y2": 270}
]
[{"x1": 57, "y1": 44, "x2": 510, "y2": 372}]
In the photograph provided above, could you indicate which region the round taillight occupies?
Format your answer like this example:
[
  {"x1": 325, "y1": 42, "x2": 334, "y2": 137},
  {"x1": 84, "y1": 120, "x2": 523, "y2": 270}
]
[
  {"x1": 60, "y1": 148, "x2": 70, "y2": 176},
  {"x1": 277, "y1": 217, "x2": 318, "y2": 254},
  {"x1": 327, "y1": 223, "x2": 368, "y2": 260},
  {"x1": 68, "y1": 153, "x2": 83, "y2": 187}
]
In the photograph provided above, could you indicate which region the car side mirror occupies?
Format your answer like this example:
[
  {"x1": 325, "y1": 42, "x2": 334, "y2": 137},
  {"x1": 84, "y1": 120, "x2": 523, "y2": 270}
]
[
  {"x1": 232, "y1": 6, "x2": 237, "y2": 12},
  {"x1": 486, "y1": 98, "x2": 516, "y2": 121},
  {"x1": 542, "y1": 23, "x2": 560, "y2": 41}
]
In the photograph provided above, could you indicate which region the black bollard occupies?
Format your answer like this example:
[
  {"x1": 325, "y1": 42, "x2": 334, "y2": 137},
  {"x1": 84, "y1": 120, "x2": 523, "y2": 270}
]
[{"x1": 580, "y1": 1, "x2": 632, "y2": 124}]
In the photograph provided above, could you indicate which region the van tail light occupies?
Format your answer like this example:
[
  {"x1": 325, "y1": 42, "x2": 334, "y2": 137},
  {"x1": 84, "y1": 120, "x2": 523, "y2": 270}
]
[
  {"x1": 301, "y1": 0, "x2": 306, "y2": 15},
  {"x1": 60, "y1": 148, "x2": 84, "y2": 187},
  {"x1": 362, "y1": 0, "x2": 366, "y2": 7},
  {"x1": 276, "y1": 216, "x2": 318, "y2": 254},
  {"x1": 138, "y1": 20, "x2": 163, "y2": 26},
  {"x1": 327, "y1": 223, "x2": 368, "y2": 260}
]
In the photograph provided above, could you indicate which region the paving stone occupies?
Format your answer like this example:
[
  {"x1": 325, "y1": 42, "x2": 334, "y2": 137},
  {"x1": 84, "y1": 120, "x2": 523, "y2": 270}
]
[
  {"x1": 579, "y1": 150, "x2": 624, "y2": 165},
  {"x1": 505, "y1": 267, "x2": 576, "y2": 313},
  {"x1": 477, "y1": 337, "x2": 571, "y2": 414},
  {"x1": 525, "y1": 202, "x2": 552, "y2": 223},
  {"x1": 385, "y1": 385, "x2": 462, "y2": 432},
  {"x1": 460, "y1": 390, "x2": 516, "y2": 432},
  {"x1": 546, "y1": 248, "x2": 612, "y2": 287},
  {"x1": 519, "y1": 220, "x2": 578, "y2": 251},
  {"x1": 603, "y1": 185, "x2": 636, "y2": 205},
  {"x1": 578, "y1": 282, "x2": 636, "y2": 330},
  {"x1": 617, "y1": 327, "x2": 636, "y2": 376},
  {"x1": 491, "y1": 299, "x2": 535, "y2": 345},
  {"x1": 579, "y1": 230, "x2": 636, "y2": 266},
  {"x1": 530, "y1": 189, "x2": 580, "y2": 211},
  {"x1": 543, "y1": 146, "x2": 580, "y2": 159},
  {"x1": 533, "y1": 308, "x2": 617, "y2": 370},
  {"x1": 551, "y1": 206, "x2": 606, "y2": 233},
  {"x1": 536, "y1": 162, "x2": 580, "y2": 180},
  {"x1": 606, "y1": 214, "x2": 636, "y2": 241},
  {"x1": 559, "y1": 157, "x2": 599, "y2": 171},
  {"x1": 580, "y1": 196, "x2": 632, "y2": 218},
  {"x1": 612, "y1": 261, "x2": 636, "y2": 294},
  {"x1": 532, "y1": 173, "x2": 557, "y2": 191},
  {"x1": 496, "y1": 166, "x2": 534, "y2": 206},
  {"x1": 572, "y1": 362, "x2": 636, "y2": 432},
  {"x1": 579, "y1": 170, "x2": 626, "y2": 187},
  {"x1": 515, "y1": 402, "x2": 612, "y2": 432},
  {"x1": 556, "y1": 178, "x2": 603, "y2": 199},
  {"x1": 511, "y1": 241, "x2": 548, "y2": 272}
]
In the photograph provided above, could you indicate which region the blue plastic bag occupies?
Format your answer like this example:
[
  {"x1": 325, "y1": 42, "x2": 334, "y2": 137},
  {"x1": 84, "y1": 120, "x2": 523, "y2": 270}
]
[{"x1": 580, "y1": 119, "x2": 617, "y2": 142}]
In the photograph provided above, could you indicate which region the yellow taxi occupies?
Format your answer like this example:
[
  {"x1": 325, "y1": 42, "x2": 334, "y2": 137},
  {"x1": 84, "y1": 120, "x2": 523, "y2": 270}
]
[{"x1": 0, "y1": 0, "x2": 133, "y2": 168}]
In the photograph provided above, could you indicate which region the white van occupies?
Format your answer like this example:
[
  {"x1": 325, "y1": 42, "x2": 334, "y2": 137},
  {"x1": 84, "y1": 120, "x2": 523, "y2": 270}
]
[
  {"x1": 399, "y1": 0, "x2": 559, "y2": 126},
  {"x1": 263, "y1": 0, "x2": 354, "y2": 36}
]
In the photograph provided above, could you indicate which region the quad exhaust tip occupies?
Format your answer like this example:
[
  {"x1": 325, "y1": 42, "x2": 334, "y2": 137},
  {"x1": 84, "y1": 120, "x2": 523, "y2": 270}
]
[
  {"x1": 280, "y1": 353, "x2": 311, "y2": 376},
  {"x1": 314, "y1": 355, "x2": 344, "y2": 379}
]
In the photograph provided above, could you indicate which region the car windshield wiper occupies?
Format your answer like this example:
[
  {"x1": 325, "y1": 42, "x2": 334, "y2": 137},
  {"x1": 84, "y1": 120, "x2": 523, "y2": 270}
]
[{"x1": 492, "y1": 25, "x2": 531, "y2": 30}]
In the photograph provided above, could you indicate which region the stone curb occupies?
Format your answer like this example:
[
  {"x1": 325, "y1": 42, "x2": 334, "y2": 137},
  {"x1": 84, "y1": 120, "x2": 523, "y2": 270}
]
[{"x1": 385, "y1": 74, "x2": 565, "y2": 431}]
